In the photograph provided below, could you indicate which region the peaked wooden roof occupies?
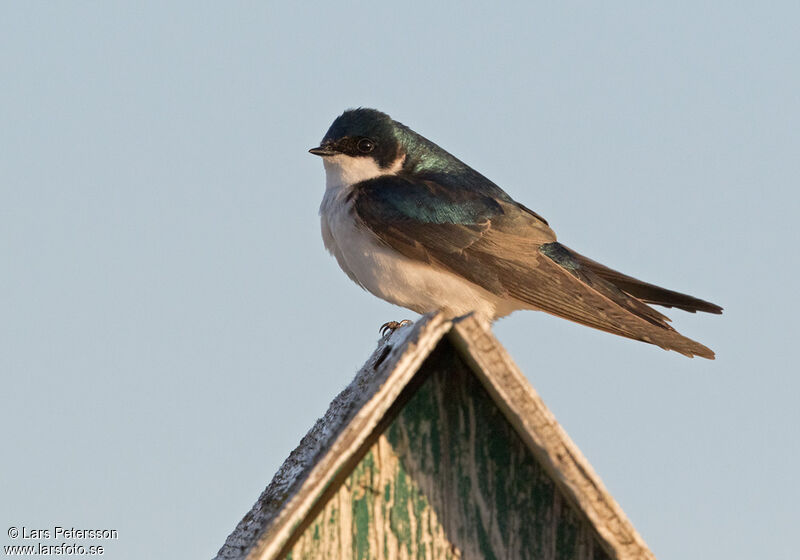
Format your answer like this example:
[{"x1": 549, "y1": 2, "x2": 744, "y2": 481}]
[{"x1": 215, "y1": 313, "x2": 655, "y2": 560}]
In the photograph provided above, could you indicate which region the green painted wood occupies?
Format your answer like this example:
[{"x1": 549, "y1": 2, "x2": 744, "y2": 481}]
[{"x1": 287, "y1": 341, "x2": 612, "y2": 560}]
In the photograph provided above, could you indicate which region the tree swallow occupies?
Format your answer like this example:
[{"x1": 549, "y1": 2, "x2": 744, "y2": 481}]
[{"x1": 310, "y1": 108, "x2": 722, "y2": 359}]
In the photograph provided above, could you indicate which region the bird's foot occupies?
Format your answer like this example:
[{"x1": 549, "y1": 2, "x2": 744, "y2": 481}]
[{"x1": 379, "y1": 319, "x2": 412, "y2": 337}]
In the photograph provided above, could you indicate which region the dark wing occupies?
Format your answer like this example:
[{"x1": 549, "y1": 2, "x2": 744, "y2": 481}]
[{"x1": 354, "y1": 174, "x2": 716, "y2": 358}]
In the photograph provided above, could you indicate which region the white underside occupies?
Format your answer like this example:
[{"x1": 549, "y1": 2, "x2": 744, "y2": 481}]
[{"x1": 318, "y1": 154, "x2": 523, "y2": 321}]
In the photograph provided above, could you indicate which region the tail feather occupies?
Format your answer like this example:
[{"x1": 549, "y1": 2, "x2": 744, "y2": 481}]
[
  {"x1": 567, "y1": 249, "x2": 723, "y2": 315},
  {"x1": 529, "y1": 243, "x2": 718, "y2": 359}
]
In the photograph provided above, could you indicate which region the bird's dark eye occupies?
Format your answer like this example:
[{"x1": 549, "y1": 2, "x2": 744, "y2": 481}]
[{"x1": 357, "y1": 138, "x2": 375, "y2": 153}]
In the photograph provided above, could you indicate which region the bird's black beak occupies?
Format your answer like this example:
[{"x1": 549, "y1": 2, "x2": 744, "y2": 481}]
[{"x1": 308, "y1": 145, "x2": 339, "y2": 157}]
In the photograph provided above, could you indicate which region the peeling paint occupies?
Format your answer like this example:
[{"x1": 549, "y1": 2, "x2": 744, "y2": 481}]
[{"x1": 287, "y1": 342, "x2": 610, "y2": 560}]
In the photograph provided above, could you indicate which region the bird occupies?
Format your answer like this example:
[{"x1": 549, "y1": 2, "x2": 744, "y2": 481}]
[{"x1": 310, "y1": 108, "x2": 722, "y2": 359}]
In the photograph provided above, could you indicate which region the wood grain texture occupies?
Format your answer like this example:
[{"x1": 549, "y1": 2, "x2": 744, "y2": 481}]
[
  {"x1": 448, "y1": 317, "x2": 654, "y2": 560},
  {"x1": 287, "y1": 438, "x2": 459, "y2": 560},
  {"x1": 215, "y1": 315, "x2": 454, "y2": 560},
  {"x1": 286, "y1": 341, "x2": 611, "y2": 560}
]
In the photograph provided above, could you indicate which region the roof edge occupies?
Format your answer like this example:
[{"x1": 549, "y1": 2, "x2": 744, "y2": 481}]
[
  {"x1": 214, "y1": 313, "x2": 453, "y2": 560},
  {"x1": 448, "y1": 315, "x2": 655, "y2": 560}
]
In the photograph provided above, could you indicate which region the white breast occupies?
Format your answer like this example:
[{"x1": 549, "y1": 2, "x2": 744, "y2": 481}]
[{"x1": 318, "y1": 155, "x2": 519, "y2": 320}]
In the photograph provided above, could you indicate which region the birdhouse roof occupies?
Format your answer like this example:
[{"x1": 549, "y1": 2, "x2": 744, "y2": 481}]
[{"x1": 215, "y1": 313, "x2": 655, "y2": 560}]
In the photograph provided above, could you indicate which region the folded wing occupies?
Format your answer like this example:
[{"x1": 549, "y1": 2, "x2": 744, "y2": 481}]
[{"x1": 354, "y1": 174, "x2": 719, "y2": 359}]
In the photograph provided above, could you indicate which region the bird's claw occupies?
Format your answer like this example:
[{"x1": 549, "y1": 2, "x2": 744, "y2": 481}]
[{"x1": 379, "y1": 320, "x2": 412, "y2": 337}]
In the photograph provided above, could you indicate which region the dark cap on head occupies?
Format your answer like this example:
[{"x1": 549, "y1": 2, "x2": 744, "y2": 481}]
[{"x1": 309, "y1": 108, "x2": 401, "y2": 168}]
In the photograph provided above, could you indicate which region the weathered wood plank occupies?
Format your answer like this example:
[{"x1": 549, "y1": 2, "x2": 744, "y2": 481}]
[
  {"x1": 287, "y1": 341, "x2": 611, "y2": 560},
  {"x1": 448, "y1": 316, "x2": 653, "y2": 560},
  {"x1": 287, "y1": 439, "x2": 459, "y2": 560},
  {"x1": 220, "y1": 315, "x2": 453, "y2": 560}
]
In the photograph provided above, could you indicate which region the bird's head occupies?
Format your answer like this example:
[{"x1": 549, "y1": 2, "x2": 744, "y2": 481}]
[{"x1": 309, "y1": 108, "x2": 406, "y2": 188}]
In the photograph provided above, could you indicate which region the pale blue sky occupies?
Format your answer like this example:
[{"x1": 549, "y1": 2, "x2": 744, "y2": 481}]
[{"x1": 1, "y1": 3, "x2": 798, "y2": 559}]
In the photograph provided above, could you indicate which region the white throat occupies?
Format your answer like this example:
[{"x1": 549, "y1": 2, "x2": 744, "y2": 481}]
[{"x1": 322, "y1": 154, "x2": 404, "y2": 190}]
